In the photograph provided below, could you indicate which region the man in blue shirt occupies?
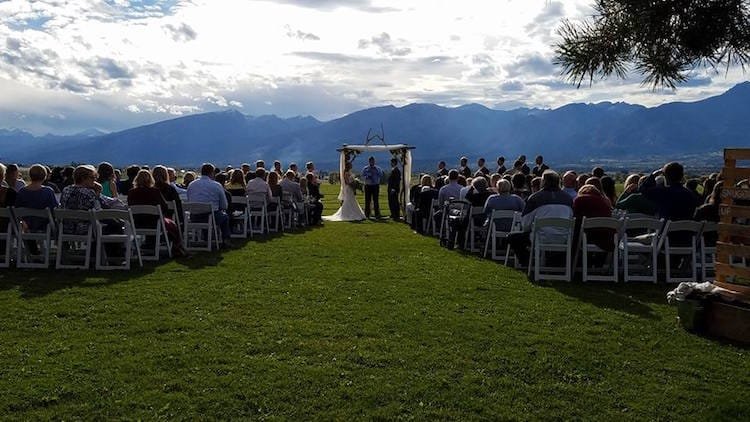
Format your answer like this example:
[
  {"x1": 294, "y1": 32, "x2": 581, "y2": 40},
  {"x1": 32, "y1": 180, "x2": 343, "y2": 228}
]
[
  {"x1": 361, "y1": 156, "x2": 384, "y2": 218},
  {"x1": 187, "y1": 163, "x2": 232, "y2": 248}
]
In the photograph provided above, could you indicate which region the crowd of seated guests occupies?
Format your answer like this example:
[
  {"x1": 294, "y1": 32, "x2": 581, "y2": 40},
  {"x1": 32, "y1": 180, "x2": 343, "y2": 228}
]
[
  {"x1": 0, "y1": 158, "x2": 325, "y2": 265},
  {"x1": 406, "y1": 155, "x2": 725, "y2": 269}
]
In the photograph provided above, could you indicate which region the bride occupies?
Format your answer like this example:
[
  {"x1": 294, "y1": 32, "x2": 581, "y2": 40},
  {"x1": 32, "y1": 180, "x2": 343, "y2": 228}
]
[{"x1": 324, "y1": 161, "x2": 366, "y2": 222}]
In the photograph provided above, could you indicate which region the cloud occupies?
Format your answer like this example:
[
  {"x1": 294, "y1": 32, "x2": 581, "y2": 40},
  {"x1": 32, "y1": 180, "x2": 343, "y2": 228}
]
[
  {"x1": 284, "y1": 25, "x2": 320, "y2": 41},
  {"x1": 505, "y1": 53, "x2": 557, "y2": 78},
  {"x1": 525, "y1": 1, "x2": 566, "y2": 40},
  {"x1": 358, "y1": 32, "x2": 411, "y2": 57},
  {"x1": 261, "y1": 0, "x2": 399, "y2": 13},
  {"x1": 500, "y1": 80, "x2": 525, "y2": 92},
  {"x1": 164, "y1": 22, "x2": 197, "y2": 42}
]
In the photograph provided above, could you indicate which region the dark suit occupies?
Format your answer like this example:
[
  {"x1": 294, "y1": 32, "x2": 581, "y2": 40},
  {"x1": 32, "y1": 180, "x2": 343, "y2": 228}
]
[{"x1": 388, "y1": 167, "x2": 401, "y2": 220}]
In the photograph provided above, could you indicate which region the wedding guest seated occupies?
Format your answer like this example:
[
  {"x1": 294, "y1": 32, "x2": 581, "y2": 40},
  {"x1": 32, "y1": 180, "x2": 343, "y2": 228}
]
[
  {"x1": 562, "y1": 171, "x2": 578, "y2": 198},
  {"x1": 59, "y1": 165, "x2": 122, "y2": 242},
  {"x1": 616, "y1": 175, "x2": 657, "y2": 216},
  {"x1": 638, "y1": 162, "x2": 698, "y2": 221},
  {"x1": 14, "y1": 164, "x2": 59, "y2": 232},
  {"x1": 459, "y1": 177, "x2": 472, "y2": 200},
  {"x1": 167, "y1": 167, "x2": 187, "y2": 194},
  {"x1": 61, "y1": 166, "x2": 75, "y2": 189},
  {"x1": 530, "y1": 176, "x2": 542, "y2": 194},
  {"x1": 281, "y1": 170, "x2": 303, "y2": 202},
  {"x1": 489, "y1": 173, "x2": 502, "y2": 193},
  {"x1": 305, "y1": 173, "x2": 324, "y2": 225},
  {"x1": 272, "y1": 160, "x2": 283, "y2": 177},
  {"x1": 50, "y1": 166, "x2": 64, "y2": 187},
  {"x1": 118, "y1": 165, "x2": 140, "y2": 194},
  {"x1": 186, "y1": 163, "x2": 232, "y2": 248},
  {"x1": 246, "y1": 167, "x2": 273, "y2": 203},
  {"x1": 214, "y1": 172, "x2": 233, "y2": 206},
  {"x1": 95, "y1": 162, "x2": 117, "y2": 198},
  {"x1": 483, "y1": 179, "x2": 525, "y2": 230},
  {"x1": 289, "y1": 163, "x2": 300, "y2": 181},
  {"x1": 225, "y1": 169, "x2": 247, "y2": 213},
  {"x1": 511, "y1": 173, "x2": 529, "y2": 200},
  {"x1": 0, "y1": 163, "x2": 17, "y2": 207},
  {"x1": 42, "y1": 166, "x2": 60, "y2": 193},
  {"x1": 694, "y1": 181, "x2": 722, "y2": 245},
  {"x1": 438, "y1": 170, "x2": 462, "y2": 206},
  {"x1": 182, "y1": 171, "x2": 196, "y2": 188},
  {"x1": 413, "y1": 175, "x2": 437, "y2": 233},
  {"x1": 592, "y1": 167, "x2": 605, "y2": 179},
  {"x1": 509, "y1": 170, "x2": 573, "y2": 266},
  {"x1": 686, "y1": 179, "x2": 702, "y2": 204},
  {"x1": 128, "y1": 169, "x2": 187, "y2": 256},
  {"x1": 576, "y1": 173, "x2": 589, "y2": 191},
  {"x1": 702, "y1": 175, "x2": 718, "y2": 204},
  {"x1": 573, "y1": 184, "x2": 615, "y2": 252},
  {"x1": 152, "y1": 165, "x2": 183, "y2": 220},
  {"x1": 5, "y1": 164, "x2": 26, "y2": 192},
  {"x1": 600, "y1": 176, "x2": 617, "y2": 206},
  {"x1": 466, "y1": 177, "x2": 493, "y2": 207}
]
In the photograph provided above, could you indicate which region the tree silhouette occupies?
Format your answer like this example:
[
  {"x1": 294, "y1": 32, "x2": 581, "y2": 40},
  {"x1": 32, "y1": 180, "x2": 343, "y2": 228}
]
[{"x1": 554, "y1": 0, "x2": 750, "y2": 88}]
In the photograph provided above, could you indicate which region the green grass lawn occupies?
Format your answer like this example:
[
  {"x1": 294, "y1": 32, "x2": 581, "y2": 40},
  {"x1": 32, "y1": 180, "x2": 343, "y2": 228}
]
[{"x1": 0, "y1": 184, "x2": 747, "y2": 420}]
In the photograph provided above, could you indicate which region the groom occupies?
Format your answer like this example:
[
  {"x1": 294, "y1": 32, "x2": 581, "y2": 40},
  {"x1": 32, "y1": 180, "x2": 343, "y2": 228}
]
[{"x1": 362, "y1": 156, "x2": 384, "y2": 219}]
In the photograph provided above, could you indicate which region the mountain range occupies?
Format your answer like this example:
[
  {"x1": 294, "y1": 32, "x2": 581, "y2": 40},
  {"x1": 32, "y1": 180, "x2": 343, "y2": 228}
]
[{"x1": 2, "y1": 82, "x2": 749, "y2": 170}]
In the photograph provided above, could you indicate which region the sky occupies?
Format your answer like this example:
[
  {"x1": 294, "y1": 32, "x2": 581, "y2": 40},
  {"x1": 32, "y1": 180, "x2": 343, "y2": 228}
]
[{"x1": 0, "y1": 0, "x2": 747, "y2": 135}]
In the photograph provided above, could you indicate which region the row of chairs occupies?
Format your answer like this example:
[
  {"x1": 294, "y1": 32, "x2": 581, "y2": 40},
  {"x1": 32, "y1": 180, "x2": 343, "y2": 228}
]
[
  {"x1": 420, "y1": 201, "x2": 716, "y2": 283},
  {"x1": 226, "y1": 192, "x2": 310, "y2": 239}
]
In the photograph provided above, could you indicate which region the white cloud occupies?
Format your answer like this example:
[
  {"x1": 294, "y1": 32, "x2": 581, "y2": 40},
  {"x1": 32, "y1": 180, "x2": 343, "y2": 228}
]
[{"x1": 0, "y1": 0, "x2": 746, "y2": 134}]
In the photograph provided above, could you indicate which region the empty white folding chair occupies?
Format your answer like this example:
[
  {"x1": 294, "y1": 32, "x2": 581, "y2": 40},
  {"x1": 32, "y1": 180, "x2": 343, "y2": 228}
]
[
  {"x1": 182, "y1": 202, "x2": 220, "y2": 251},
  {"x1": 129, "y1": 205, "x2": 172, "y2": 261},
  {"x1": 13, "y1": 207, "x2": 56, "y2": 268},
  {"x1": 528, "y1": 217, "x2": 575, "y2": 282},
  {"x1": 93, "y1": 209, "x2": 143, "y2": 270},
  {"x1": 55, "y1": 209, "x2": 94, "y2": 270},
  {"x1": 229, "y1": 196, "x2": 250, "y2": 239},
  {"x1": 483, "y1": 210, "x2": 521, "y2": 264},
  {"x1": 699, "y1": 221, "x2": 717, "y2": 281},
  {"x1": 0, "y1": 207, "x2": 16, "y2": 268},
  {"x1": 661, "y1": 220, "x2": 703, "y2": 284},
  {"x1": 577, "y1": 217, "x2": 621, "y2": 282},
  {"x1": 247, "y1": 193, "x2": 270, "y2": 236},
  {"x1": 620, "y1": 217, "x2": 664, "y2": 283}
]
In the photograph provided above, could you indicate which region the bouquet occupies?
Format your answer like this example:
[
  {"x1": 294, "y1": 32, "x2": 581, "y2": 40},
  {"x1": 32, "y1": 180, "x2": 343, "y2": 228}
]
[{"x1": 349, "y1": 177, "x2": 363, "y2": 194}]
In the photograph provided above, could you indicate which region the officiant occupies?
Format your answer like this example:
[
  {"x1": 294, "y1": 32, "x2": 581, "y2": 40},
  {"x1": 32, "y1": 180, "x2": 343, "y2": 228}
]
[
  {"x1": 388, "y1": 157, "x2": 401, "y2": 220},
  {"x1": 362, "y1": 156, "x2": 383, "y2": 218}
]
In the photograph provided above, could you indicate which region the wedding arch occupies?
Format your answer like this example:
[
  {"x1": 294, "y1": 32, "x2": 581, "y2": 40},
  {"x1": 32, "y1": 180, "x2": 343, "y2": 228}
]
[{"x1": 336, "y1": 128, "x2": 415, "y2": 214}]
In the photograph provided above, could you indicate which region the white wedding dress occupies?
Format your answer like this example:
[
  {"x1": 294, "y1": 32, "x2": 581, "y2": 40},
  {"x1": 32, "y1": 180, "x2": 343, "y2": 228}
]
[{"x1": 323, "y1": 171, "x2": 366, "y2": 222}]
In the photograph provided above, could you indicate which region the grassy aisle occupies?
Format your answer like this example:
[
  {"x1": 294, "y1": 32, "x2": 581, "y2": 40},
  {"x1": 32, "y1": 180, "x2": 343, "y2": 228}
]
[{"x1": 0, "y1": 184, "x2": 747, "y2": 419}]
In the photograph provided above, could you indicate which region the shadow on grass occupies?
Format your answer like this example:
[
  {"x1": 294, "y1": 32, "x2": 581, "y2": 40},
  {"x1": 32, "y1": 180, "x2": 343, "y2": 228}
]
[
  {"x1": 537, "y1": 281, "x2": 663, "y2": 320},
  {"x1": 0, "y1": 264, "x2": 158, "y2": 299}
]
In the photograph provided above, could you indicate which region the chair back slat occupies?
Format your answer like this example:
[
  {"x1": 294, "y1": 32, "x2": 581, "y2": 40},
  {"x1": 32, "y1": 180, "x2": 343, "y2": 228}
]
[
  {"x1": 129, "y1": 205, "x2": 162, "y2": 216},
  {"x1": 582, "y1": 216, "x2": 622, "y2": 230}
]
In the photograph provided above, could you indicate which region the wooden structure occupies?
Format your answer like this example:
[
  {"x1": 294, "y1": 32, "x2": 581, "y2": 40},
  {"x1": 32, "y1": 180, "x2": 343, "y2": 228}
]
[
  {"x1": 710, "y1": 148, "x2": 750, "y2": 343},
  {"x1": 716, "y1": 148, "x2": 750, "y2": 299}
]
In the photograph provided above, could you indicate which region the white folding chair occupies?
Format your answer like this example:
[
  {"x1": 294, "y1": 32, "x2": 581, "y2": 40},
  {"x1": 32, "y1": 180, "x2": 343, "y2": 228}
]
[
  {"x1": 166, "y1": 200, "x2": 182, "y2": 235},
  {"x1": 182, "y1": 202, "x2": 220, "y2": 251},
  {"x1": 483, "y1": 210, "x2": 521, "y2": 264},
  {"x1": 295, "y1": 200, "x2": 309, "y2": 227},
  {"x1": 620, "y1": 217, "x2": 664, "y2": 283},
  {"x1": 661, "y1": 220, "x2": 703, "y2": 284},
  {"x1": 229, "y1": 196, "x2": 249, "y2": 239},
  {"x1": 428, "y1": 199, "x2": 442, "y2": 236},
  {"x1": 699, "y1": 221, "x2": 717, "y2": 281},
  {"x1": 93, "y1": 209, "x2": 142, "y2": 270},
  {"x1": 268, "y1": 197, "x2": 283, "y2": 233},
  {"x1": 577, "y1": 217, "x2": 621, "y2": 282},
  {"x1": 129, "y1": 205, "x2": 172, "y2": 261},
  {"x1": 12, "y1": 207, "x2": 56, "y2": 268},
  {"x1": 247, "y1": 193, "x2": 270, "y2": 236},
  {"x1": 55, "y1": 209, "x2": 94, "y2": 270},
  {"x1": 0, "y1": 207, "x2": 16, "y2": 268},
  {"x1": 466, "y1": 206, "x2": 488, "y2": 253},
  {"x1": 528, "y1": 217, "x2": 575, "y2": 282},
  {"x1": 281, "y1": 192, "x2": 295, "y2": 231}
]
